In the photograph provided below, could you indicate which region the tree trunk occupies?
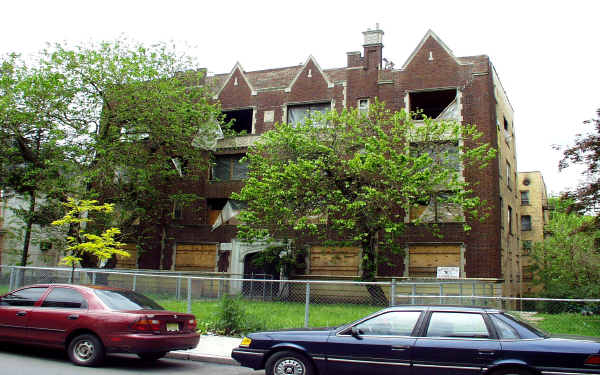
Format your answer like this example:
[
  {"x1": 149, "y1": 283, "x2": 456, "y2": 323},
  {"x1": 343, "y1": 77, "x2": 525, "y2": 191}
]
[
  {"x1": 159, "y1": 224, "x2": 167, "y2": 270},
  {"x1": 360, "y1": 231, "x2": 388, "y2": 306},
  {"x1": 19, "y1": 190, "x2": 36, "y2": 267}
]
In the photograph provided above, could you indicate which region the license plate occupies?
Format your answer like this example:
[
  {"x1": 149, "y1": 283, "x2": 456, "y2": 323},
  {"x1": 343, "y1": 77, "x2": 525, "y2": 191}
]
[{"x1": 167, "y1": 323, "x2": 179, "y2": 332}]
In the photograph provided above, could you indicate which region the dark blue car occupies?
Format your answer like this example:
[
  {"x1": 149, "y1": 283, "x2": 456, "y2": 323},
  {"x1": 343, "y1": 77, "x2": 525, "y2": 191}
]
[{"x1": 232, "y1": 305, "x2": 600, "y2": 375}]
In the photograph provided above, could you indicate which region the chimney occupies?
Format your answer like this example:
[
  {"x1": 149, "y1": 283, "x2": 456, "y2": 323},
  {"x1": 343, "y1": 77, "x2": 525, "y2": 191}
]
[{"x1": 362, "y1": 24, "x2": 384, "y2": 70}]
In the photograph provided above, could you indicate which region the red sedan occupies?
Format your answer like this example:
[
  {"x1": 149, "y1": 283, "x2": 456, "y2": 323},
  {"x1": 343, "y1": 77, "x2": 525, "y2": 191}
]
[{"x1": 0, "y1": 283, "x2": 200, "y2": 366}]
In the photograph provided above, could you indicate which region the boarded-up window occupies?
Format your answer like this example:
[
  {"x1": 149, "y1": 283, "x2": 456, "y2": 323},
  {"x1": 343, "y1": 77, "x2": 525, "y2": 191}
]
[
  {"x1": 408, "y1": 244, "x2": 461, "y2": 278},
  {"x1": 175, "y1": 244, "x2": 217, "y2": 271},
  {"x1": 309, "y1": 246, "x2": 360, "y2": 276},
  {"x1": 115, "y1": 243, "x2": 137, "y2": 269}
]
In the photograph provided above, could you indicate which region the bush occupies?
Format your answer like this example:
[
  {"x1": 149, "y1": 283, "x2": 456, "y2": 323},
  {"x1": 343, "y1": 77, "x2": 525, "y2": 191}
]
[{"x1": 213, "y1": 295, "x2": 265, "y2": 335}]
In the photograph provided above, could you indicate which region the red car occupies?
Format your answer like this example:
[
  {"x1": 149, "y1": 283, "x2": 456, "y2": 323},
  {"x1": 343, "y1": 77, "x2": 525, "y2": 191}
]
[{"x1": 0, "y1": 283, "x2": 200, "y2": 366}]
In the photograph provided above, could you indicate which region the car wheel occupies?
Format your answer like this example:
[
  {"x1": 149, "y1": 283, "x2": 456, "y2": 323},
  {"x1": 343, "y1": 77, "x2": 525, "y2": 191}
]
[
  {"x1": 266, "y1": 350, "x2": 314, "y2": 375},
  {"x1": 67, "y1": 333, "x2": 105, "y2": 366},
  {"x1": 492, "y1": 368, "x2": 533, "y2": 375},
  {"x1": 137, "y1": 351, "x2": 168, "y2": 361}
]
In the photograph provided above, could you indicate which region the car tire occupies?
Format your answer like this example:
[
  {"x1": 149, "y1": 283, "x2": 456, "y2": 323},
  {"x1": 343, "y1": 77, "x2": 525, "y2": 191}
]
[
  {"x1": 491, "y1": 368, "x2": 533, "y2": 375},
  {"x1": 265, "y1": 350, "x2": 314, "y2": 375},
  {"x1": 67, "y1": 333, "x2": 105, "y2": 366},
  {"x1": 137, "y1": 351, "x2": 168, "y2": 361}
]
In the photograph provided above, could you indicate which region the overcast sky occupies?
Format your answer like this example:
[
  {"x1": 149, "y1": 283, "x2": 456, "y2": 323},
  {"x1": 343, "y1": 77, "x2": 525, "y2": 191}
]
[{"x1": 2, "y1": 0, "x2": 598, "y2": 196}]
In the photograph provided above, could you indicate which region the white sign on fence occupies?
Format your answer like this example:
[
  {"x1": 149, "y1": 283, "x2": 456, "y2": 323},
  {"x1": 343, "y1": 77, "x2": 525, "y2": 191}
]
[{"x1": 437, "y1": 266, "x2": 460, "y2": 279}]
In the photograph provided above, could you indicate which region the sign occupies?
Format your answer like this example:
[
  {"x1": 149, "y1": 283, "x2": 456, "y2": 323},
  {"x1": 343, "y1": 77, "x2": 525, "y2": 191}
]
[{"x1": 437, "y1": 266, "x2": 460, "y2": 279}]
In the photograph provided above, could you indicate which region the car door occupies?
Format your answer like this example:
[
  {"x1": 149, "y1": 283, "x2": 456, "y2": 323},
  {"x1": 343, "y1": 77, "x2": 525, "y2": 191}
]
[
  {"x1": 326, "y1": 310, "x2": 422, "y2": 375},
  {"x1": 27, "y1": 286, "x2": 89, "y2": 346},
  {"x1": 0, "y1": 287, "x2": 48, "y2": 342},
  {"x1": 411, "y1": 311, "x2": 501, "y2": 375}
]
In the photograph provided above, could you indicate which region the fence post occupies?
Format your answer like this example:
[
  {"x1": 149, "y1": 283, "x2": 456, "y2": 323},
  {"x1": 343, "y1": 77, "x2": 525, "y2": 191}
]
[
  {"x1": 472, "y1": 281, "x2": 476, "y2": 305},
  {"x1": 9, "y1": 266, "x2": 15, "y2": 291},
  {"x1": 411, "y1": 283, "x2": 416, "y2": 305},
  {"x1": 92, "y1": 272, "x2": 96, "y2": 285},
  {"x1": 304, "y1": 283, "x2": 310, "y2": 328},
  {"x1": 439, "y1": 284, "x2": 444, "y2": 304},
  {"x1": 459, "y1": 282, "x2": 463, "y2": 305},
  {"x1": 132, "y1": 275, "x2": 137, "y2": 291},
  {"x1": 187, "y1": 277, "x2": 192, "y2": 314},
  {"x1": 176, "y1": 277, "x2": 182, "y2": 300},
  {"x1": 390, "y1": 278, "x2": 396, "y2": 306}
]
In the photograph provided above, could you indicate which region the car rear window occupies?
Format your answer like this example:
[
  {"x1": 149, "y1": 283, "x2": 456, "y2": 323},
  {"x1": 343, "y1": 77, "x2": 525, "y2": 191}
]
[{"x1": 94, "y1": 290, "x2": 164, "y2": 311}]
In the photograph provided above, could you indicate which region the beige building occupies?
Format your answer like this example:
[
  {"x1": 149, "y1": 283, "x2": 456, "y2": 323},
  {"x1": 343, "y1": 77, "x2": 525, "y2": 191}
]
[{"x1": 517, "y1": 171, "x2": 549, "y2": 294}]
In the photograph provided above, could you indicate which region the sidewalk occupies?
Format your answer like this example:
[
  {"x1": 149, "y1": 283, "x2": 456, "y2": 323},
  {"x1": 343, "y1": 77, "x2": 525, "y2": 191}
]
[{"x1": 167, "y1": 334, "x2": 242, "y2": 365}]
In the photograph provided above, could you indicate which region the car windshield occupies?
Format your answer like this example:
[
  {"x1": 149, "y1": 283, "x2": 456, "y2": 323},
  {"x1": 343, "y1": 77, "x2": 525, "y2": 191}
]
[
  {"x1": 501, "y1": 312, "x2": 548, "y2": 338},
  {"x1": 94, "y1": 289, "x2": 164, "y2": 311}
]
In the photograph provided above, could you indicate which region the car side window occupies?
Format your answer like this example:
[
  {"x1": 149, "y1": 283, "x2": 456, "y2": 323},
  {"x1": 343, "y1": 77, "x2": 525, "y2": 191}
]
[
  {"x1": 0, "y1": 287, "x2": 48, "y2": 306},
  {"x1": 489, "y1": 314, "x2": 519, "y2": 339},
  {"x1": 353, "y1": 311, "x2": 421, "y2": 336},
  {"x1": 426, "y1": 312, "x2": 489, "y2": 338},
  {"x1": 41, "y1": 287, "x2": 87, "y2": 309}
]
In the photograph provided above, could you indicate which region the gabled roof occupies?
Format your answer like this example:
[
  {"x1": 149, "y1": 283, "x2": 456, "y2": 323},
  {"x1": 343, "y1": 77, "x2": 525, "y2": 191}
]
[
  {"x1": 401, "y1": 29, "x2": 468, "y2": 70},
  {"x1": 285, "y1": 55, "x2": 334, "y2": 93},
  {"x1": 212, "y1": 62, "x2": 256, "y2": 99}
]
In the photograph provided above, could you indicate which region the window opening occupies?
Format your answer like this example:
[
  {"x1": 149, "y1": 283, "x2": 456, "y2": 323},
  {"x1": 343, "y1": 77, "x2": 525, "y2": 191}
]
[
  {"x1": 522, "y1": 240, "x2": 532, "y2": 254},
  {"x1": 521, "y1": 191, "x2": 530, "y2": 205},
  {"x1": 358, "y1": 98, "x2": 369, "y2": 114},
  {"x1": 426, "y1": 312, "x2": 489, "y2": 338},
  {"x1": 506, "y1": 161, "x2": 512, "y2": 189},
  {"x1": 223, "y1": 108, "x2": 253, "y2": 134},
  {"x1": 287, "y1": 102, "x2": 330, "y2": 126},
  {"x1": 409, "y1": 89, "x2": 456, "y2": 119},
  {"x1": 211, "y1": 154, "x2": 248, "y2": 181},
  {"x1": 508, "y1": 205, "x2": 513, "y2": 234},
  {"x1": 504, "y1": 116, "x2": 509, "y2": 131},
  {"x1": 521, "y1": 215, "x2": 532, "y2": 231}
]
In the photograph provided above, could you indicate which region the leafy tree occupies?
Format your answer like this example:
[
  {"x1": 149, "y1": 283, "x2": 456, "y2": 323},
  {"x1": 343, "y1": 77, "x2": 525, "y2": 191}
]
[
  {"x1": 559, "y1": 108, "x2": 600, "y2": 213},
  {"x1": 530, "y1": 197, "x2": 600, "y2": 309},
  {"x1": 233, "y1": 100, "x2": 495, "y2": 303},
  {"x1": 39, "y1": 39, "x2": 222, "y2": 269},
  {"x1": 0, "y1": 53, "x2": 84, "y2": 266},
  {"x1": 51, "y1": 198, "x2": 128, "y2": 280}
]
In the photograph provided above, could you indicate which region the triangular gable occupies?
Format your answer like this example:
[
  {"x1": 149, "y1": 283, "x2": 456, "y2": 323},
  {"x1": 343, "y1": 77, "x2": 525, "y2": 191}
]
[
  {"x1": 401, "y1": 30, "x2": 467, "y2": 70},
  {"x1": 213, "y1": 62, "x2": 257, "y2": 99},
  {"x1": 285, "y1": 55, "x2": 334, "y2": 93}
]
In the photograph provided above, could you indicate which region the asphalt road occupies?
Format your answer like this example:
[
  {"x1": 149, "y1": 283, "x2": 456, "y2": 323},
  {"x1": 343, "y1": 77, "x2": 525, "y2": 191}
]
[{"x1": 0, "y1": 343, "x2": 263, "y2": 375}]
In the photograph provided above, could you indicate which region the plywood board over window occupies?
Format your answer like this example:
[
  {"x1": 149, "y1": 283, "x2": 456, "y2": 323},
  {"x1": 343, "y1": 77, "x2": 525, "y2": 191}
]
[
  {"x1": 115, "y1": 243, "x2": 137, "y2": 269},
  {"x1": 408, "y1": 244, "x2": 461, "y2": 278},
  {"x1": 309, "y1": 246, "x2": 360, "y2": 276},
  {"x1": 175, "y1": 244, "x2": 217, "y2": 271}
]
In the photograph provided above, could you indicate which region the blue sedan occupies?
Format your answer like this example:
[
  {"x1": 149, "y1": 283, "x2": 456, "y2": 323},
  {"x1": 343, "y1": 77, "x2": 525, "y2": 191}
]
[{"x1": 231, "y1": 305, "x2": 600, "y2": 375}]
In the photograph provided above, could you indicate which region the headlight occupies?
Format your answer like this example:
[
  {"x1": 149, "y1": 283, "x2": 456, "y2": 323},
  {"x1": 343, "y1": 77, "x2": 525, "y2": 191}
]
[{"x1": 240, "y1": 337, "x2": 252, "y2": 347}]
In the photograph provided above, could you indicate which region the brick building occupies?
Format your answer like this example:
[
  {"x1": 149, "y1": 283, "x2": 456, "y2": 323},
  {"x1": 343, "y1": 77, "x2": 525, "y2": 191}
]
[{"x1": 120, "y1": 27, "x2": 523, "y2": 296}]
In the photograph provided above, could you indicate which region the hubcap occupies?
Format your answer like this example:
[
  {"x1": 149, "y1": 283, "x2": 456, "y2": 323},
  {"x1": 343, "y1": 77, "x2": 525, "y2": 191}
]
[
  {"x1": 74, "y1": 339, "x2": 95, "y2": 362},
  {"x1": 275, "y1": 358, "x2": 305, "y2": 375}
]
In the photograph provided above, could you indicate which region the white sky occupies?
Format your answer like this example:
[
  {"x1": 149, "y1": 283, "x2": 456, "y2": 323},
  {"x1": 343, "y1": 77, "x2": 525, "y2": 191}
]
[{"x1": 2, "y1": 0, "x2": 599, "y2": 196}]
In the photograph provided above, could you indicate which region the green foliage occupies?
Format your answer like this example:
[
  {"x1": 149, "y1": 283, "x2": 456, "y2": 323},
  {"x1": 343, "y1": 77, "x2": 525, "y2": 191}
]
[
  {"x1": 213, "y1": 295, "x2": 265, "y2": 335},
  {"x1": 51, "y1": 198, "x2": 128, "y2": 267},
  {"x1": 531, "y1": 197, "x2": 600, "y2": 309},
  {"x1": 233, "y1": 100, "x2": 495, "y2": 281}
]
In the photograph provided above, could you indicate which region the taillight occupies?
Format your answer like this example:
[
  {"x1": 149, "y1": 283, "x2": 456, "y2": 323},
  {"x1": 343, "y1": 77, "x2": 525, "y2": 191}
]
[
  {"x1": 586, "y1": 354, "x2": 600, "y2": 365},
  {"x1": 185, "y1": 319, "x2": 197, "y2": 331},
  {"x1": 132, "y1": 318, "x2": 161, "y2": 332}
]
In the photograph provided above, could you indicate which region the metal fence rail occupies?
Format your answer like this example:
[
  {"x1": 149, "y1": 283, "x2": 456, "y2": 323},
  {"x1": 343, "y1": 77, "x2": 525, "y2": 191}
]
[{"x1": 2, "y1": 265, "x2": 599, "y2": 328}]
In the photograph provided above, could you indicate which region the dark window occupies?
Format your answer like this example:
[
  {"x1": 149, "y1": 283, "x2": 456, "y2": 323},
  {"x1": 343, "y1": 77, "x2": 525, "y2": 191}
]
[
  {"x1": 172, "y1": 203, "x2": 183, "y2": 219},
  {"x1": 521, "y1": 191, "x2": 530, "y2": 205},
  {"x1": 94, "y1": 289, "x2": 164, "y2": 311},
  {"x1": 521, "y1": 215, "x2": 532, "y2": 231},
  {"x1": 211, "y1": 154, "x2": 248, "y2": 181},
  {"x1": 506, "y1": 161, "x2": 512, "y2": 189},
  {"x1": 409, "y1": 89, "x2": 456, "y2": 119},
  {"x1": 490, "y1": 314, "x2": 519, "y2": 339},
  {"x1": 41, "y1": 287, "x2": 87, "y2": 309},
  {"x1": 287, "y1": 102, "x2": 330, "y2": 126},
  {"x1": 353, "y1": 311, "x2": 421, "y2": 336},
  {"x1": 223, "y1": 108, "x2": 253, "y2": 134},
  {"x1": 504, "y1": 116, "x2": 509, "y2": 131},
  {"x1": 0, "y1": 287, "x2": 47, "y2": 306},
  {"x1": 426, "y1": 312, "x2": 489, "y2": 338},
  {"x1": 508, "y1": 205, "x2": 513, "y2": 234}
]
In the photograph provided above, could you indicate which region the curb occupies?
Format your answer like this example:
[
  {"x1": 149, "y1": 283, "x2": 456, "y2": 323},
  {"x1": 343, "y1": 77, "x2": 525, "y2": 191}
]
[{"x1": 166, "y1": 351, "x2": 239, "y2": 366}]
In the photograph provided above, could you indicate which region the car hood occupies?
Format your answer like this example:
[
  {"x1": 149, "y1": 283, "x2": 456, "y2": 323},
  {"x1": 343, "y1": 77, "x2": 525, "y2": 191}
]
[{"x1": 250, "y1": 327, "x2": 335, "y2": 340}]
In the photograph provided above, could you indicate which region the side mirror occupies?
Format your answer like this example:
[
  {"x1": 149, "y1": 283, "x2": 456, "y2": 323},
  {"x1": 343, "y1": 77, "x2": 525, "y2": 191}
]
[{"x1": 351, "y1": 326, "x2": 364, "y2": 339}]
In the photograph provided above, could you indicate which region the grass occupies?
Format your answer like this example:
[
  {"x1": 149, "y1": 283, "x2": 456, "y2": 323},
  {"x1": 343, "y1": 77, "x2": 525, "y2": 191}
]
[{"x1": 533, "y1": 313, "x2": 600, "y2": 337}]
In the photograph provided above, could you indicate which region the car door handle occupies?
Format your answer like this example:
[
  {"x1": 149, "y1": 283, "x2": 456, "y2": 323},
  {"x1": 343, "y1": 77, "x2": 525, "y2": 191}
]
[
  {"x1": 478, "y1": 351, "x2": 496, "y2": 356},
  {"x1": 16, "y1": 311, "x2": 27, "y2": 317},
  {"x1": 67, "y1": 314, "x2": 79, "y2": 320},
  {"x1": 391, "y1": 345, "x2": 411, "y2": 351}
]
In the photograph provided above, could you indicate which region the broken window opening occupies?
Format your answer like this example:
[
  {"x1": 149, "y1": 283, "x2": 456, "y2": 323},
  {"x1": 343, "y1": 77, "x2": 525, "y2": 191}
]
[
  {"x1": 358, "y1": 98, "x2": 369, "y2": 114},
  {"x1": 411, "y1": 141, "x2": 461, "y2": 171},
  {"x1": 207, "y1": 198, "x2": 247, "y2": 229},
  {"x1": 287, "y1": 102, "x2": 330, "y2": 127},
  {"x1": 504, "y1": 116, "x2": 509, "y2": 131},
  {"x1": 223, "y1": 108, "x2": 253, "y2": 134},
  {"x1": 409, "y1": 89, "x2": 457, "y2": 120},
  {"x1": 211, "y1": 154, "x2": 248, "y2": 181},
  {"x1": 410, "y1": 191, "x2": 463, "y2": 223}
]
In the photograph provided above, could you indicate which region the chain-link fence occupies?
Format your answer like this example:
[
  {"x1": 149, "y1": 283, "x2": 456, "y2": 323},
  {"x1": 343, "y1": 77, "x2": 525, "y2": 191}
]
[{"x1": 2, "y1": 265, "x2": 599, "y2": 331}]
